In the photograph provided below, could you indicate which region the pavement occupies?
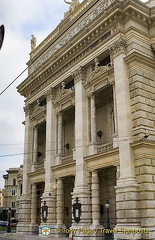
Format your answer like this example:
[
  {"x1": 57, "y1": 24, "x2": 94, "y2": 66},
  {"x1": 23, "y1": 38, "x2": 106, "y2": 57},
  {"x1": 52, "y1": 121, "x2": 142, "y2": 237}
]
[{"x1": 0, "y1": 233, "x2": 68, "y2": 240}]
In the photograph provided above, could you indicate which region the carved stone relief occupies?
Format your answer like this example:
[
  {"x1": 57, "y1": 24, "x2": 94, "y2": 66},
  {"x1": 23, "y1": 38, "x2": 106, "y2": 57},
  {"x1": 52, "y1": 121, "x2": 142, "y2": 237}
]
[{"x1": 109, "y1": 37, "x2": 127, "y2": 58}]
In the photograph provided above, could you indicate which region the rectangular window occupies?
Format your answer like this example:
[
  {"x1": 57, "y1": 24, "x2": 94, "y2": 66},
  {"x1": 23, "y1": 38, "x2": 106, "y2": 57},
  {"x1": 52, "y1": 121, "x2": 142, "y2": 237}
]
[
  {"x1": 12, "y1": 190, "x2": 16, "y2": 196},
  {"x1": 12, "y1": 202, "x2": 15, "y2": 208}
]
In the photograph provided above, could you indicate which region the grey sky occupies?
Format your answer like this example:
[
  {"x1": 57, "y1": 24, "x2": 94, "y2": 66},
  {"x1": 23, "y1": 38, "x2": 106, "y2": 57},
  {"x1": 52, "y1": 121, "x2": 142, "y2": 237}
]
[{"x1": 0, "y1": 0, "x2": 71, "y2": 189}]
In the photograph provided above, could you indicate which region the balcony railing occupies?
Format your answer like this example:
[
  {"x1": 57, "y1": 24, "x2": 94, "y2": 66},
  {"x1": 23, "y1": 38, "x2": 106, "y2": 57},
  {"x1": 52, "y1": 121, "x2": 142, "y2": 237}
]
[
  {"x1": 61, "y1": 155, "x2": 73, "y2": 164},
  {"x1": 96, "y1": 143, "x2": 113, "y2": 153}
]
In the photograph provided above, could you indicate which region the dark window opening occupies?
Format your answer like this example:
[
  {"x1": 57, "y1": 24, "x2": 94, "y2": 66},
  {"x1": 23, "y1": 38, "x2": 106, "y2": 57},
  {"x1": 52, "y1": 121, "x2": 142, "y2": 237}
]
[
  {"x1": 65, "y1": 80, "x2": 74, "y2": 90},
  {"x1": 13, "y1": 179, "x2": 16, "y2": 186},
  {"x1": 99, "y1": 55, "x2": 110, "y2": 66}
]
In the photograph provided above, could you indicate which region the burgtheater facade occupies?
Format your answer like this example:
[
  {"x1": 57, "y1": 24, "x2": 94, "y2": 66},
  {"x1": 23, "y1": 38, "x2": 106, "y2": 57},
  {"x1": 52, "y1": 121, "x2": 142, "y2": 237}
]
[{"x1": 17, "y1": 0, "x2": 155, "y2": 239}]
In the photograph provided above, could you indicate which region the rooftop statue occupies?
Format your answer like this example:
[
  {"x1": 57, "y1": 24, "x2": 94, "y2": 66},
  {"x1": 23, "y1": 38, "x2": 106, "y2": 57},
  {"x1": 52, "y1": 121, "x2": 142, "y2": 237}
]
[
  {"x1": 31, "y1": 35, "x2": 36, "y2": 51},
  {"x1": 64, "y1": 0, "x2": 80, "y2": 12}
]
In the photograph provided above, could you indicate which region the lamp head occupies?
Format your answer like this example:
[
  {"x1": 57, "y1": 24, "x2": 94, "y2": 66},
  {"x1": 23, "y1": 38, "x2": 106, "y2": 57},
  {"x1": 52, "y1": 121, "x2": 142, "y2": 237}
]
[{"x1": 105, "y1": 200, "x2": 110, "y2": 210}]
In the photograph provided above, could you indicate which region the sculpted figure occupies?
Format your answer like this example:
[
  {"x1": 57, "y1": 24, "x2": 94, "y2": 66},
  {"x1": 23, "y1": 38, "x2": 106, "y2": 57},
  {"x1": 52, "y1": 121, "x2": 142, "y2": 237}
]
[
  {"x1": 31, "y1": 35, "x2": 36, "y2": 51},
  {"x1": 94, "y1": 57, "x2": 100, "y2": 70},
  {"x1": 64, "y1": 0, "x2": 80, "y2": 12}
]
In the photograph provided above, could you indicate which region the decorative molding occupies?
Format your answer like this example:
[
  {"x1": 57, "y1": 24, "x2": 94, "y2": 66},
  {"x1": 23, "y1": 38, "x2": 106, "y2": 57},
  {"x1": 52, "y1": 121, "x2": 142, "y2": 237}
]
[
  {"x1": 151, "y1": 43, "x2": 155, "y2": 52},
  {"x1": 31, "y1": 101, "x2": 46, "y2": 120},
  {"x1": 72, "y1": 66, "x2": 86, "y2": 84},
  {"x1": 44, "y1": 87, "x2": 56, "y2": 102},
  {"x1": 109, "y1": 37, "x2": 127, "y2": 58},
  {"x1": 23, "y1": 104, "x2": 32, "y2": 116},
  {"x1": 29, "y1": 0, "x2": 113, "y2": 74}
]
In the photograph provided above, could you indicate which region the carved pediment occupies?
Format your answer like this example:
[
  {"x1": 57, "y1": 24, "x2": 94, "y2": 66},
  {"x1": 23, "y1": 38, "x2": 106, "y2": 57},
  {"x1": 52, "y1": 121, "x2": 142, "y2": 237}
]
[{"x1": 54, "y1": 87, "x2": 74, "y2": 104}]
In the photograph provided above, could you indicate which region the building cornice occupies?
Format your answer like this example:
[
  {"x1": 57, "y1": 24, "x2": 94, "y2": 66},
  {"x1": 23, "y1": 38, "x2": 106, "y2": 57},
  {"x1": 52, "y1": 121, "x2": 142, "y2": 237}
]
[{"x1": 17, "y1": 0, "x2": 151, "y2": 99}]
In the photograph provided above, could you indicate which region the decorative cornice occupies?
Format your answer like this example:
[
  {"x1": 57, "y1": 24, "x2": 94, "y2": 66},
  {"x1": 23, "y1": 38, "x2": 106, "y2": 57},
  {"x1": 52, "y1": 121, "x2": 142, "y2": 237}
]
[
  {"x1": 109, "y1": 37, "x2": 127, "y2": 58},
  {"x1": 28, "y1": 0, "x2": 113, "y2": 74},
  {"x1": 72, "y1": 66, "x2": 86, "y2": 84}
]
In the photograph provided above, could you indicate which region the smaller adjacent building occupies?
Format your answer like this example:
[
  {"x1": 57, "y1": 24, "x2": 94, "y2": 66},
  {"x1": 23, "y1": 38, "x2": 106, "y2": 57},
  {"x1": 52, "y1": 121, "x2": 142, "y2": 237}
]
[
  {"x1": 3, "y1": 166, "x2": 23, "y2": 221},
  {"x1": 0, "y1": 189, "x2": 4, "y2": 207}
]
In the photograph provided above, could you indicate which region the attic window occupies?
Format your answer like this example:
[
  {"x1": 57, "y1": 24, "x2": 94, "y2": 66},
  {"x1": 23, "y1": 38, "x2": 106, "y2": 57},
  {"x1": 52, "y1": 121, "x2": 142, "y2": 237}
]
[
  {"x1": 99, "y1": 55, "x2": 110, "y2": 66},
  {"x1": 65, "y1": 80, "x2": 74, "y2": 90}
]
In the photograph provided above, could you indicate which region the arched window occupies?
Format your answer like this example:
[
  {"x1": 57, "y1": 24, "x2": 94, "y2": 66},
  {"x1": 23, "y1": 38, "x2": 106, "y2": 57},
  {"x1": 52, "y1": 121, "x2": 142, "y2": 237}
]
[{"x1": 13, "y1": 178, "x2": 16, "y2": 186}]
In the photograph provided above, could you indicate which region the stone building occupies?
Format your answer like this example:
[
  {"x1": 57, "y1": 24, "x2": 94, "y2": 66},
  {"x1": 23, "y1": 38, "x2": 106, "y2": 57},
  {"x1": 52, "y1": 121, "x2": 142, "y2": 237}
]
[
  {"x1": 17, "y1": 0, "x2": 155, "y2": 239},
  {"x1": 0, "y1": 189, "x2": 4, "y2": 208},
  {"x1": 3, "y1": 166, "x2": 23, "y2": 221}
]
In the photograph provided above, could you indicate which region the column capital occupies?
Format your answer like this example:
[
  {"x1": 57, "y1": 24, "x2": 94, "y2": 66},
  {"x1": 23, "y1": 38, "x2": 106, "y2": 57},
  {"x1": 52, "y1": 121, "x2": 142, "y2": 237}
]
[
  {"x1": 44, "y1": 87, "x2": 56, "y2": 102},
  {"x1": 72, "y1": 66, "x2": 86, "y2": 84},
  {"x1": 24, "y1": 104, "x2": 32, "y2": 116},
  {"x1": 109, "y1": 37, "x2": 127, "y2": 58}
]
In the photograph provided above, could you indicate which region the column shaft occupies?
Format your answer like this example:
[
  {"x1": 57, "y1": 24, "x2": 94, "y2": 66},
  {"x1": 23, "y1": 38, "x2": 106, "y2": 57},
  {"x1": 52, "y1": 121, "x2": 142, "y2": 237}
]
[
  {"x1": 90, "y1": 94, "x2": 97, "y2": 143},
  {"x1": 91, "y1": 171, "x2": 100, "y2": 226},
  {"x1": 31, "y1": 184, "x2": 37, "y2": 224},
  {"x1": 113, "y1": 84, "x2": 118, "y2": 135},
  {"x1": 114, "y1": 53, "x2": 135, "y2": 181},
  {"x1": 33, "y1": 127, "x2": 38, "y2": 164},
  {"x1": 57, "y1": 113, "x2": 63, "y2": 155},
  {"x1": 56, "y1": 179, "x2": 63, "y2": 225}
]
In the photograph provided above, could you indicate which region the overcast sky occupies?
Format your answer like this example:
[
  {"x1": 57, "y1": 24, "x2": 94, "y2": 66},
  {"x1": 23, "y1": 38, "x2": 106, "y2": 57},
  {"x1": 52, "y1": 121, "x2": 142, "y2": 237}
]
[{"x1": 0, "y1": 0, "x2": 76, "y2": 189}]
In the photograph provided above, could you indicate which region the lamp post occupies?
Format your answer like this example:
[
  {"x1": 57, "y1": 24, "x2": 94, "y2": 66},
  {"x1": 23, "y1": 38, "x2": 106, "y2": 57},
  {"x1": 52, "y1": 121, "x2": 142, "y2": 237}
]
[
  {"x1": 105, "y1": 200, "x2": 113, "y2": 240},
  {"x1": 7, "y1": 208, "x2": 11, "y2": 233},
  {"x1": 42, "y1": 201, "x2": 48, "y2": 222}
]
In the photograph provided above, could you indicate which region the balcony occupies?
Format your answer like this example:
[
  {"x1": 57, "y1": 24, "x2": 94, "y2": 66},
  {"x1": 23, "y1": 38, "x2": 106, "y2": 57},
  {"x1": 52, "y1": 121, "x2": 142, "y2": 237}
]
[{"x1": 96, "y1": 142, "x2": 113, "y2": 153}]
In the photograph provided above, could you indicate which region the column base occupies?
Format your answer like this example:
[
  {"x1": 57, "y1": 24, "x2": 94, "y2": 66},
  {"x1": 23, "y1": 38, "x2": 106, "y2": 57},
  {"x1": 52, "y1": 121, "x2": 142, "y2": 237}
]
[
  {"x1": 115, "y1": 180, "x2": 141, "y2": 240},
  {"x1": 88, "y1": 142, "x2": 98, "y2": 155},
  {"x1": 114, "y1": 224, "x2": 144, "y2": 240},
  {"x1": 29, "y1": 223, "x2": 39, "y2": 235},
  {"x1": 72, "y1": 185, "x2": 91, "y2": 225},
  {"x1": 55, "y1": 154, "x2": 64, "y2": 165},
  {"x1": 41, "y1": 192, "x2": 56, "y2": 225}
]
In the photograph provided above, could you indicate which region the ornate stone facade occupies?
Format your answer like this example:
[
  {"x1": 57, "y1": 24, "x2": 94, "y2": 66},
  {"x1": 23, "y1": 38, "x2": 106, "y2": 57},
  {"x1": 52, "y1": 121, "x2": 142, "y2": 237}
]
[{"x1": 17, "y1": 0, "x2": 155, "y2": 239}]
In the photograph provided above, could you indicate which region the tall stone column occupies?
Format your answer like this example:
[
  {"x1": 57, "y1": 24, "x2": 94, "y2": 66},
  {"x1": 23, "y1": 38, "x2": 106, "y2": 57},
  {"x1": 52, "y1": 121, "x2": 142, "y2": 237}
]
[
  {"x1": 109, "y1": 37, "x2": 141, "y2": 239},
  {"x1": 56, "y1": 178, "x2": 64, "y2": 226},
  {"x1": 111, "y1": 83, "x2": 119, "y2": 148},
  {"x1": 30, "y1": 184, "x2": 37, "y2": 223},
  {"x1": 90, "y1": 93, "x2": 97, "y2": 143},
  {"x1": 41, "y1": 88, "x2": 56, "y2": 228},
  {"x1": 30, "y1": 184, "x2": 38, "y2": 234},
  {"x1": 91, "y1": 171, "x2": 100, "y2": 226},
  {"x1": 17, "y1": 104, "x2": 33, "y2": 234},
  {"x1": 33, "y1": 127, "x2": 38, "y2": 164},
  {"x1": 57, "y1": 112, "x2": 63, "y2": 155},
  {"x1": 71, "y1": 67, "x2": 91, "y2": 238}
]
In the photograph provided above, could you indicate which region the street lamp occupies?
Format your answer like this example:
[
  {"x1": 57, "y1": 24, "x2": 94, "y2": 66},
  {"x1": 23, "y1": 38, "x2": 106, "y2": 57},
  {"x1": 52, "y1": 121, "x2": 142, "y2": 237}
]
[
  {"x1": 105, "y1": 200, "x2": 113, "y2": 240},
  {"x1": 7, "y1": 208, "x2": 11, "y2": 233},
  {"x1": 73, "y1": 197, "x2": 82, "y2": 223},
  {"x1": 42, "y1": 201, "x2": 48, "y2": 222}
]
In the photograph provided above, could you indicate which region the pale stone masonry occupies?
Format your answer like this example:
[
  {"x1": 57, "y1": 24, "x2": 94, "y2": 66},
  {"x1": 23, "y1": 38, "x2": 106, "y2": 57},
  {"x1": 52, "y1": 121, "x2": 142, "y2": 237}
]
[
  {"x1": 3, "y1": 166, "x2": 23, "y2": 221},
  {"x1": 17, "y1": 0, "x2": 155, "y2": 239}
]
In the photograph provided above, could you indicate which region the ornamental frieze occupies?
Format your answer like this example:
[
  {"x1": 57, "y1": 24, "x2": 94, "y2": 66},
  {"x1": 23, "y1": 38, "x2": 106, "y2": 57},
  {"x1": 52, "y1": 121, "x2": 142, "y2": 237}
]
[{"x1": 29, "y1": 0, "x2": 114, "y2": 74}]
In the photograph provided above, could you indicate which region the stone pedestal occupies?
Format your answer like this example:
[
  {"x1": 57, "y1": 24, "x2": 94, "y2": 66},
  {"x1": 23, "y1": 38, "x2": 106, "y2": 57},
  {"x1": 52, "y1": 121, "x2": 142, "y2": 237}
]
[{"x1": 16, "y1": 195, "x2": 31, "y2": 234}]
